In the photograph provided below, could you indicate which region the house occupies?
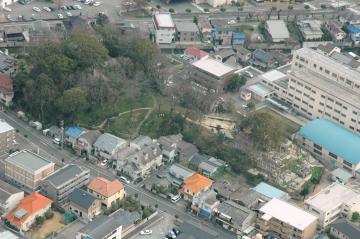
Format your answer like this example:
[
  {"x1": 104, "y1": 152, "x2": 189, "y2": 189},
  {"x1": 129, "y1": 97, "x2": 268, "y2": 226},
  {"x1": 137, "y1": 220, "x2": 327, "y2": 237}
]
[
  {"x1": 191, "y1": 189, "x2": 220, "y2": 219},
  {"x1": 214, "y1": 200, "x2": 256, "y2": 235},
  {"x1": 184, "y1": 47, "x2": 209, "y2": 62},
  {"x1": 76, "y1": 210, "x2": 141, "y2": 239},
  {"x1": 44, "y1": 126, "x2": 62, "y2": 139},
  {"x1": 169, "y1": 163, "x2": 194, "y2": 186},
  {"x1": 305, "y1": 183, "x2": 360, "y2": 228},
  {"x1": 0, "y1": 74, "x2": 13, "y2": 106},
  {"x1": 297, "y1": 119, "x2": 360, "y2": 175},
  {"x1": 212, "y1": 180, "x2": 242, "y2": 201},
  {"x1": 177, "y1": 140, "x2": 198, "y2": 162},
  {"x1": 64, "y1": 126, "x2": 86, "y2": 147},
  {"x1": 191, "y1": 58, "x2": 236, "y2": 93},
  {"x1": 325, "y1": 20, "x2": 346, "y2": 42},
  {"x1": 189, "y1": 153, "x2": 226, "y2": 179},
  {"x1": 330, "y1": 219, "x2": 360, "y2": 239},
  {"x1": 237, "y1": 47, "x2": 251, "y2": 63},
  {"x1": 232, "y1": 33, "x2": 246, "y2": 46},
  {"x1": 3, "y1": 27, "x2": 24, "y2": 42},
  {"x1": 63, "y1": 16, "x2": 93, "y2": 34},
  {"x1": 346, "y1": 24, "x2": 360, "y2": 44},
  {"x1": 250, "y1": 49, "x2": 286, "y2": 70},
  {"x1": 298, "y1": 20, "x2": 324, "y2": 40},
  {"x1": 69, "y1": 188, "x2": 101, "y2": 222},
  {"x1": 235, "y1": 188, "x2": 270, "y2": 209},
  {"x1": 253, "y1": 182, "x2": 290, "y2": 200},
  {"x1": 74, "y1": 130, "x2": 101, "y2": 156},
  {"x1": 258, "y1": 198, "x2": 318, "y2": 239},
  {"x1": 41, "y1": 164, "x2": 90, "y2": 204},
  {"x1": 6, "y1": 192, "x2": 52, "y2": 232},
  {"x1": 158, "y1": 134, "x2": 182, "y2": 162},
  {"x1": 0, "y1": 179, "x2": 24, "y2": 216},
  {"x1": 0, "y1": 52, "x2": 16, "y2": 75},
  {"x1": 0, "y1": 119, "x2": 15, "y2": 150},
  {"x1": 211, "y1": 20, "x2": 233, "y2": 45},
  {"x1": 87, "y1": 177, "x2": 125, "y2": 208},
  {"x1": 152, "y1": 13, "x2": 176, "y2": 44},
  {"x1": 265, "y1": 20, "x2": 290, "y2": 42},
  {"x1": 176, "y1": 22, "x2": 200, "y2": 42},
  {"x1": 179, "y1": 173, "x2": 213, "y2": 201},
  {"x1": 93, "y1": 133, "x2": 127, "y2": 160},
  {"x1": 214, "y1": 49, "x2": 236, "y2": 63},
  {"x1": 5, "y1": 150, "x2": 55, "y2": 190},
  {"x1": 198, "y1": 17, "x2": 212, "y2": 42}
]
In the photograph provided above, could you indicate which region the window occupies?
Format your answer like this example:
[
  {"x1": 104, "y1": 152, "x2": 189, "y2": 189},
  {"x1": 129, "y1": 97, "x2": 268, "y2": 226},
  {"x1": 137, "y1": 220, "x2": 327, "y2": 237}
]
[
  {"x1": 318, "y1": 110, "x2": 323, "y2": 113},
  {"x1": 293, "y1": 104, "x2": 299, "y2": 109},
  {"x1": 326, "y1": 105, "x2": 333, "y2": 110},
  {"x1": 313, "y1": 64, "x2": 317, "y2": 68},
  {"x1": 290, "y1": 86, "x2": 295, "y2": 90},
  {"x1": 350, "y1": 126, "x2": 355, "y2": 130},
  {"x1": 340, "y1": 76, "x2": 345, "y2": 82},
  {"x1": 314, "y1": 143, "x2": 322, "y2": 150},
  {"x1": 309, "y1": 105, "x2": 313, "y2": 109},
  {"x1": 302, "y1": 101, "x2": 308, "y2": 105},
  {"x1": 320, "y1": 102, "x2": 324, "y2": 106},
  {"x1": 296, "y1": 89, "x2": 302, "y2": 94},
  {"x1": 351, "y1": 118, "x2": 356, "y2": 123},
  {"x1": 288, "y1": 93, "x2": 294, "y2": 97},
  {"x1": 295, "y1": 97, "x2": 301, "y2": 101},
  {"x1": 305, "y1": 86, "x2": 311, "y2": 90},
  {"x1": 297, "y1": 82, "x2": 303, "y2": 87},
  {"x1": 320, "y1": 67, "x2": 323, "y2": 71},
  {"x1": 332, "y1": 73, "x2": 337, "y2": 78},
  {"x1": 344, "y1": 160, "x2": 352, "y2": 167},
  {"x1": 334, "y1": 109, "x2": 341, "y2": 114},
  {"x1": 321, "y1": 95, "x2": 326, "y2": 99},
  {"x1": 355, "y1": 84, "x2": 360, "y2": 89},
  {"x1": 353, "y1": 111, "x2": 358, "y2": 115},
  {"x1": 325, "y1": 112, "x2": 331, "y2": 117},
  {"x1": 314, "y1": 149, "x2": 322, "y2": 155},
  {"x1": 340, "y1": 121, "x2": 345, "y2": 125},
  {"x1": 346, "y1": 80, "x2": 352, "y2": 86},
  {"x1": 336, "y1": 101, "x2": 342, "y2": 106},
  {"x1": 343, "y1": 106, "x2": 348, "y2": 110},
  {"x1": 328, "y1": 98, "x2": 334, "y2": 102},
  {"x1": 325, "y1": 69, "x2": 330, "y2": 74},
  {"x1": 329, "y1": 152, "x2": 337, "y2": 159}
]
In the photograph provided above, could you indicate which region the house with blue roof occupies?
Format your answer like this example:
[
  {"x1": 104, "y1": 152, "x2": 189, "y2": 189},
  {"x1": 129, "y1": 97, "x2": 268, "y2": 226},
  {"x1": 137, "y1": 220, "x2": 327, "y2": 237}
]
[
  {"x1": 253, "y1": 182, "x2": 289, "y2": 200},
  {"x1": 346, "y1": 24, "x2": 360, "y2": 44},
  {"x1": 64, "y1": 126, "x2": 86, "y2": 147},
  {"x1": 297, "y1": 118, "x2": 360, "y2": 175},
  {"x1": 232, "y1": 33, "x2": 246, "y2": 46}
]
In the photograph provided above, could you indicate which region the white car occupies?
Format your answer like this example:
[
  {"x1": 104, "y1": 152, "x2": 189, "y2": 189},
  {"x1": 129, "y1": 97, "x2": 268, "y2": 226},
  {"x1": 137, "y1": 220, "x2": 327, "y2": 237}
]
[
  {"x1": 32, "y1": 7, "x2": 41, "y2": 12},
  {"x1": 57, "y1": 13, "x2": 64, "y2": 19},
  {"x1": 119, "y1": 176, "x2": 130, "y2": 184},
  {"x1": 84, "y1": 0, "x2": 91, "y2": 4},
  {"x1": 66, "y1": 11, "x2": 72, "y2": 16},
  {"x1": 100, "y1": 159, "x2": 108, "y2": 166},
  {"x1": 93, "y1": 1, "x2": 101, "y2": 6},
  {"x1": 244, "y1": 70, "x2": 254, "y2": 78},
  {"x1": 228, "y1": 19, "x2": 236, "y2": 24},
  {"x1": 3, "y1": 7, "x2": 12, "y2": 12},
  {"x1": 74, "y1": 4, "x2": 82, "y2": 9},
  {"x1": 139, "y1": 229, "x2": 152, "y2": 235},
  {"x1": 53, "y1": 138, "x2": 61, "y2": 145},
  {"x1": 43, "y1": 6, "x2": 51, "y2": 12}
]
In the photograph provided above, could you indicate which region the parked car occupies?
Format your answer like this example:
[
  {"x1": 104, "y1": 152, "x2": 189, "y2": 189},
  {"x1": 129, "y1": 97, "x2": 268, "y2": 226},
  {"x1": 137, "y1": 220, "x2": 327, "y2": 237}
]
[
  {"x1": 49, "y1": 6, "x2": 55, "y2": 11},
  {"x1": 53, "y1": 138, "x2": 61, "y2": 145},
  {"x1": 100, "y1": 159, "x2": 108, "y2": 166},
  {"x1": 119, "y1": 176, "x2": 130, "y2": 184},
  {"x1": 43, "y1": 6, "x2": 51, "y2": 12},
  {"x1": 66, "y1": 11, "x2": 72, "y2": 16},
  {"x1": 140, "y1": 229, "x2": 152, "y2": 235},
  {"x1": 93, "y1": 1, "x2": 101, "y2": 6},
  {"x1": 74, "y1": 4, "x2": 82, "y2": 9},
  {"x1": 172, "y1": 228, "x2": 181, "y2": 236},
  {"x1": 243, "y1": 70, "x2": 254, "y2": 78},
  {"x1": 3, "y1": 7, "x2": 12, "y2": 12},
  {"x1": 57, "y1": 13, "x2": 64, "y2": 19},
  {"x1": 32, "y1": 7, "x2": 41, "y2": 12}
]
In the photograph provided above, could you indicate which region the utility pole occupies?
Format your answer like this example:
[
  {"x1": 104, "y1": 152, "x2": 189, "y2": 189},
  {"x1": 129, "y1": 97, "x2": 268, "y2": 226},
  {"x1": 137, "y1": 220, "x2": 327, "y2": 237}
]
[{"x1": 60, "y1": 120, "x2": 64, "y2": 150}]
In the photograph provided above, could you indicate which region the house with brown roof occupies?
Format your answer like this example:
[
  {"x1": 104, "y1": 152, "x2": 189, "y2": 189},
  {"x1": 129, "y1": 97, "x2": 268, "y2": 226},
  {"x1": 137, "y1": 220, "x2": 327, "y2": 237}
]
[
  {"x1": 180, "y1": 173, "x2": 213, "y2": 201},
  {"x1": 74, "y1": 130, "x2": 101, "y2": 157},
  {"x1": 6, "y1": 192, "x2": 52, "y2": 232},
  {"x1": 87, "y1": 177, "x2": 125, "y2": 208}
]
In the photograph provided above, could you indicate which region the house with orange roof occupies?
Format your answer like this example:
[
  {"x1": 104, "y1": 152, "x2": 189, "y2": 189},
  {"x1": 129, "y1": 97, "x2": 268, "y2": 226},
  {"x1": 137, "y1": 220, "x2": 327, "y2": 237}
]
[
  {"x1": 179, "y1": 173, "x2": 214, "y2": 201},
  {"x1": 6, "y1": 192, "x2": 52, "y2": 232},
  {"x1": 87, "y1": 177, "x2": 125, "y2": 208}
]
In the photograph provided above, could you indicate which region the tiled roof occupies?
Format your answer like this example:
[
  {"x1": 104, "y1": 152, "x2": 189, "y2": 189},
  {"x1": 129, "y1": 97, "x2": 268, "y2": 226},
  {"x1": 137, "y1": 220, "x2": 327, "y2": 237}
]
[
  {"x1": 0, "y1": 74, "x2": 13, "y2": 95},
  {"x1": 69, "y1": 188, "x2": 97, "y2": 209},
  {"x1": 87, "y1": 177, "x2": 124, "y2": 197},
  {"x1": 180, "y1": 173, "x2": 213, "y2": 193},
  {"x1": 6, "y1": 192, "x2": 52, "y2": 226},
  {"x1": 184, "y1": 47, "x2": 208, "y2": 59}
]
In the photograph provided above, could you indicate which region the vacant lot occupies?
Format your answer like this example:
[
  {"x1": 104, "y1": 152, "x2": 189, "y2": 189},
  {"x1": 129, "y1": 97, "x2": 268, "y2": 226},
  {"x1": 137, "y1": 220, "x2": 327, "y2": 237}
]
[{"x1": 28, "y1": 212, "x2": 65, "y2": 239}]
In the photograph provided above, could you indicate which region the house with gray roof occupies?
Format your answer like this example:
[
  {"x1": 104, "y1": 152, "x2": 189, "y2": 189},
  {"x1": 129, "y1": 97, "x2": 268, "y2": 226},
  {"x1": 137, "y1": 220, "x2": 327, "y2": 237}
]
[
  {"x1": 41, "y1": 164, "x2": 90, "y2": 204},
  {"x1": 175, "y1": 21, "x2": 200, "y2": 42},
  {"x1": 330, "y1": 219, "x2": 360, "y2": 239},
  {"x1": 76, "y1": 210, "x2": 140, "y2": 239},
  {"x1": 4, "y1": 150, "x2": 55, "y2": 190},
  {"x1": 130, "y1": 135, "x2": 153, "y2": 149},
  {"x1": 69, "y1": 188, "x2": 101, "y2": 222},
  {"x1": 158, "y1": 134, "x2": 182, "y2": 162},
  {"x1": 191, "y1": 189, "x2": 220, "y2": 219},
  {"x1": 189, "y1": 153, "x2": 226, "y2": 179},
  {"x1": 169, "y1": 163, "x2": 194, "y2": 185},
  {"x1": 94, "y1": 133, "x2": 127, "y2": 160},
  {"x1": 0, "y1": 179, "x2": 24, "y2": 216},
  {"x1": 214, "y1": 200, "x2": 256, "y2": 234},
  {"x1": 74, "y1": 130, "x2": 101, "y2": 157}
]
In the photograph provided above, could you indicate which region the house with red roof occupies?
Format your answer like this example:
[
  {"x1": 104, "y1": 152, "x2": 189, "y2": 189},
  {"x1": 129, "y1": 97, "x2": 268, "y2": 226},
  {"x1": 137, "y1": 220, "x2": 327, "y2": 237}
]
[
  {"x1": 6, "y1": 192, "x2": 53, "y2": 232},
  {"x1": 184, "y1": 47, "x2": 209, "y2": 61},
  {"x1": 0, "y1": 74, "x2": 13, "y2": 106},
  {"x1": 87, "y1": 177, "x2": 125, "y2": 208}
]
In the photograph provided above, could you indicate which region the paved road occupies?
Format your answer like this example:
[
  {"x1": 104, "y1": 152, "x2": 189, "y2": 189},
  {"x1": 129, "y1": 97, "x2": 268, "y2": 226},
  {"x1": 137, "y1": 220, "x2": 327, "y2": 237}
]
[{"x1": 0, "y1": 110, "x2": 235, "y2": 239}]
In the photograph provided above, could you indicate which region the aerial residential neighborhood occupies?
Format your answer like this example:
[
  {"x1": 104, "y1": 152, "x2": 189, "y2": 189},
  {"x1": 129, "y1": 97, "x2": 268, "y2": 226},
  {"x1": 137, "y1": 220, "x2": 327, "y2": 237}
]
[{"x1": 1, "y1": 0, "x2": 360, "y2": 239}]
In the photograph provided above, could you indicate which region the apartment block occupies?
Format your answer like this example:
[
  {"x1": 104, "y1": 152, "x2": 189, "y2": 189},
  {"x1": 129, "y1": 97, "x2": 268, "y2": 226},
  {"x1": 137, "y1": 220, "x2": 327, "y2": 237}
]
[
  {"x1": 5, "y1": 150, "x2": 55, "y2": 190},
  {"x1": 41, "y1": 164, "x2": 90, "y2": 204},
  {"x1": 287, "y1": 46, "x2": 360, "y2": 135},
  {"x1": 0, "y1": 119, "x2": 15, "y2": 150},
  {"x1": 258, "y1": 198, "x2": 318, "y2": 239},
  {"x1": 305, "y1": 183, "x2": 360, "y2": 228},
  {"x1": 152, "y1": 13, "x2": 176, "y2": 44}
]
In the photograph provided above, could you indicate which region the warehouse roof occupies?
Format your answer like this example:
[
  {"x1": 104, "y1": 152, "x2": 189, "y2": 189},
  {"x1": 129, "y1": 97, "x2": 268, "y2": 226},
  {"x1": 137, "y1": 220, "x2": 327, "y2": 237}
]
[
  {"x1": 176, "y1": 22, "x2": 199, "y2": 32},
  {"x1": 299, "y1": 118, "x2": 360, "y2": 165},
  {"x1": 266, "y1": 20, "x2": 290, "y2": 40},
  {"x1": 253, "y1": 182, "x2": 288, "y2": 199},
  {"x1": 5, "y1": 150, "x2": 54, "y2": 173},
  {"x1": 154, "y1": 13, "x2": 175, "y2": 28},
  {"x1": 44, "y1": 164, "x2": 89, "y2": 188},
  {"x1": 192, "y1": 58, "x2": 235, "y2": 78}
]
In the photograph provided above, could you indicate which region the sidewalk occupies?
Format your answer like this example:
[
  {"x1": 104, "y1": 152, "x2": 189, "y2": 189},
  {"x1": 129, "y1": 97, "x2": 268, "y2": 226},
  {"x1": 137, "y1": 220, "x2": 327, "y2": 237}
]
[{"x1": 124, "y1": 213, "x2": 162, "y2": 239}]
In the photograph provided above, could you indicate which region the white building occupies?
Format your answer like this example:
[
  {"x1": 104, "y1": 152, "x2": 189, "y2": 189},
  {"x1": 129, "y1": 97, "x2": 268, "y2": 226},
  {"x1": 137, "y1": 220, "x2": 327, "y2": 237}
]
[
  {"x1": 0, "y1": 119, "x2": 15, "y2": 150},
  {"x1": 298, "y1": 20, "x2": 323, "y2": 40},
  {"x1": 152, "y1": 13, "x2": 176, "y2": 44},
  {"x1": 305, "y1": 183, "x2": 360, "y2": 228},
  {"x1": 193, "y1": 0, "x2": 233, "y2": 8},
  {"x1": 1, "y1": 0, "x2": 18, "y2": 9},
  {"x1": 265, "y1": 20, "x2": 290, "y2": 42}
]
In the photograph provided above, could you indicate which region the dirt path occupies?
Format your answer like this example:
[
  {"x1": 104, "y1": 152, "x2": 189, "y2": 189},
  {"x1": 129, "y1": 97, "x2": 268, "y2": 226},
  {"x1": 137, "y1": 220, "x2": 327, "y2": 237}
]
[{"x1": 132, "y1": 96, "x2": 157, "y2": 138}]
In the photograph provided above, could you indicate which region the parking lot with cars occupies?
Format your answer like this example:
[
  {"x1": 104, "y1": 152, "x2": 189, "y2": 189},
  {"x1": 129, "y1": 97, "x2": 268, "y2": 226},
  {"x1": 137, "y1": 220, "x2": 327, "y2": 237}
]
[{"x1": 3, "y1": 0, "x2": 125, "y2": 22}]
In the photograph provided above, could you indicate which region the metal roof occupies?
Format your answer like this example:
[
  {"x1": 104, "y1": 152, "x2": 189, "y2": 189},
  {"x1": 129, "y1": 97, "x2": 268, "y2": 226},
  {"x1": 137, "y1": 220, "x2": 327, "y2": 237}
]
[
  {"x1": 331, "y1": 168, "x2": 353, "y2": 183},
  {"x1": 253, "y1": 182, "x2": 288, "y2": 199},
  {"x1": 69, "y1": 188, "x2": 96, "y2": 209},
  {"x1": 94, "y1": 133, "x2": 126, "y2": 153},
  {"x1": 331, "y1": 219, "x2": 360, "y2": 239},
  {"x1": 65, "y1": 126, "x2": 85, "y2": 138},
  {"x1": 266, "y1": 20, "x2": 290, "y2": 40},
  {"x1": 43, "y1": 164, "x2": 89, "y2": 188},
  {"x1": 5, "y1": 150, "x2": 54, "y2": 173},
  {"x1": 176, "y1": 22, "x2": 199, "y2": 32},
  {"x1": 299, "y1": 119, "x2": 360, "y2": 165}
]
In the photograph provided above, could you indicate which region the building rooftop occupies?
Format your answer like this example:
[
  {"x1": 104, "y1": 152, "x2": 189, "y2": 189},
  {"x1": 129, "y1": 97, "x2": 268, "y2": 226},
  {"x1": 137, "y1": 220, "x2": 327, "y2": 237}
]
[
  {"x1": 87, "y1": 177, "x2": 124, "y2": 198},
  {"x1": 184, "y1": 47, "x2": 208, "y2": 60},
  {"x1": 154, "y1": 13, "x2": 175, "y2": 28},
  {"x1": 299, "y1": 119, "x2": 360, "y2": 165},
  {"x1": 176, "y1": 21, "x2": 199, "y2": 32},
  {"x1": 0, "y1": 74, "x2": 13, "y2": 95},
  {"x1": 305, "y1": 183, "x2": 360, "y2": 212},
  {"x1": 43, "y1": 164, "x2": 89, "y2": 188},
  {"x1": 253, "y1": 182, "x2": 288, "y2": 200},
  {"x1": 266, "y1": 20, "x2": 290, "y2": 40},
  {"x1": 79, "y1": 210, "x2": 140, "y2": 239},
  {"x1": 169, "y1": 164, "x2": 194, "y2": 179},
  {"x1": 0, "y1": 119, "x2": 13, "y2": 134},
  {"x1": 346, "y1": 24, "x2": 360, "y2": 33},
  {"x1": 69, "y1": 188, "x2": 97, "y2": 209},
  {"x1": 192, "y1": 58, "x2": 235, "y2": 78},
  {"x1": 0, "y1": 179, "x2": 22, "y2": 205},
  {"x1": 6, "y1": 192, "x2": 52, "y2": 226},
  {"x1": 261, "y1": 70, "x2": 287, "y2": 82},
  {"x1": 260, "y1": 198, "x2": 317, "y2": 231},
  {"x1": 65, "y1": 126, "x2": 86, "y2": 138},
  {"x1": 247, "y1": 83, "x2": 274, "y2": 97},
  {"x1": 216, "y1": 200, "x2": 252, "y2": 228},
  {"x1": 0, "y1": 230, "x2": 19, "y2": 239},
  {"x1": 79, "y1": 130, "x2": 101, "y2": 145},
  {"x1": 5, "y1": 150, "x2": 54, "y2": 173},
  {"x1": 94, "y1": 133, "x2": 126, "y2": 153},
  {"x1": 331, "y1": 168, "x2": 353, "y2": 183},
  {"x1": 131, "y1": 135, "x2": 153, "y2": 148},
  {"x1": 331, "y1": 219, "x2": 360, "y2": 239},
  {"x1": 180, "y1": 173, "x2": 213, "y2": 193}
]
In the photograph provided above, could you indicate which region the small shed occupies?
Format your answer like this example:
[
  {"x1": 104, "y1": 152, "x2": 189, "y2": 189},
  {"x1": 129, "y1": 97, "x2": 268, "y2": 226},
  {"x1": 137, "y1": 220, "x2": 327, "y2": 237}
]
[{"x1": 331, "y1": 168, "x2": 353, "y2": 183}]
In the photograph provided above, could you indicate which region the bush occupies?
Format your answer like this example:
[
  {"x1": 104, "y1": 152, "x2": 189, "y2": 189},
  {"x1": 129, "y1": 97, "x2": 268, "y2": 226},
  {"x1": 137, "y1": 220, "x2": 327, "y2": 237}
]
[
  {"x1": 58, "y1": 207, "x2": 66, "y2": 214},
  {"x1": 352, "y1": 212, "x2": 359, "y2": 222},
  {"x1": 36, "y1": 216, "x2": 45, "y2": 225},
  {"x1": 45, "y1": 210, "x2": 54, "y2": 219},
  {"x1": 169, "y1": 8, "x2": 174, "y2": 13},
  {"x1": 185, "y1": 8, "x2": 191, "y2": 13},
  {"x1": 204, "y1": 8, "x2": 209, "y2": 12}
]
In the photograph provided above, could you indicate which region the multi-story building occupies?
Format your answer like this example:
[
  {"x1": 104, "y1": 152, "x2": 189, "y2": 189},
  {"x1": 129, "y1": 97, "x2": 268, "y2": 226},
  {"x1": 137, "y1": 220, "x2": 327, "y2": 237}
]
[
  {"x1": 288, "y1": 46, "x2": 360, "y2": 134},
  {"x1": 87, "y1": 177, "x2": 125, "y2": 208},
  {"x1": 93, "y1": 133, "x2": 126, "y2": 160},
  {"x1": 298, "y1": 20, "x2": 323, "y2": 40},
  {"x1": 152, "y1": 13, "x2": 176, "y2": 44},
  {"x1": 305, "y1": 183, "x2": 360, "y2": 228},
  {"x1": 330, "y1": 219, "x2": 360, "y2": 239},
  {"x1": 0, "y1": 179, "x2": 24, "y2": 216},
  {"x1": 175, "y1": 22, "x2": 199, "y2": 42},
  {"x1": 5, "y1": 150, "x2": 55, "y2": 190},
  {"x1": 0, "y1": 119, "x2": 15, "y2": 150},
  {"x1": 257, "y1": 198, "x2": 318, "y2": 239},
  {"x1": 191, "y1": 189, "x2": 219, "y2": 219},
  {"x1": 325, "y1": 20, "x2": 346, "y2": 42},
  {"x1": 179, "y1": 173, "x2": 213, "y2": 201},
  {"x1": 41, "y1": 164, "x2": 90, "y2": 204}
]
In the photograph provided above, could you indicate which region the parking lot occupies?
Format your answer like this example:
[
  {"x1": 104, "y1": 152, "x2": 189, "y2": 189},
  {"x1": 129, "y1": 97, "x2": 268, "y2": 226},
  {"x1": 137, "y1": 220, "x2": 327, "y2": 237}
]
[
  {"x1": 131, "y1": 212, "x2": 175, "y2": 239},
  {"x1": 3, "y1": 0, "x2": 127, "y2": 22}
]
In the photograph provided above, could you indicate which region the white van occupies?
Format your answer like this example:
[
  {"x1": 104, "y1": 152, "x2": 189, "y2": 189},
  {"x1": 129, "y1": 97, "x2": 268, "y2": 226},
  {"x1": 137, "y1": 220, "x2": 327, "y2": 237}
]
[
  {"x1": 119, "y1": 176, "x2": 130, "y2": 184},
  {"x1": 171, "y1": 194, "x2": 181, "y2": 203}
]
